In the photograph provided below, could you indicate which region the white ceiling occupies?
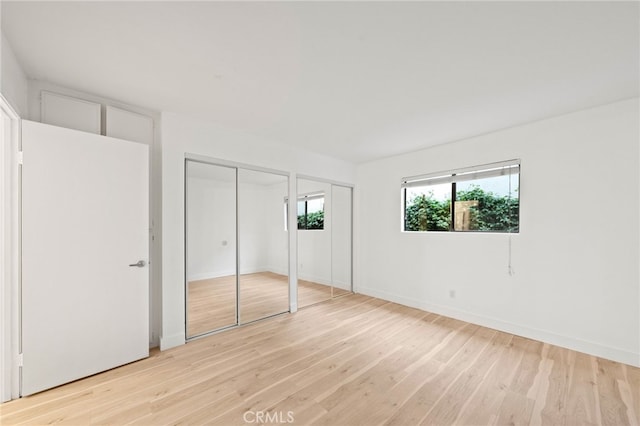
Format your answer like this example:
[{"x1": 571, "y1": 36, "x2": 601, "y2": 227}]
[{"x1": 2, "y1": 1, "x2": 638, "y2": 164}]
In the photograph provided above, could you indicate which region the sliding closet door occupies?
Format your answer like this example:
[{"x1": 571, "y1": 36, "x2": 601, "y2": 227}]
[
  {"x1": 297, "y1": 178, "x2": 353, "y2": 308},
  {"x1": 238, "y1": 169, "x2": 289, "y2": 323},
  {"x1": 297, "y1": 178, "x2": 332, "y2": 307},
  {"x1": 185, "y1": 161, "x2": 237, "y2": 338}
]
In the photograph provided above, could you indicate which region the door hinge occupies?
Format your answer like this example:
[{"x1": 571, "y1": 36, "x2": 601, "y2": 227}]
[
  {"x1": 17, "y1": 151, "x2": 23, "y2": 165},
  {"x1": 16, "y1": 353, "x2": 23, "y2": 367}
]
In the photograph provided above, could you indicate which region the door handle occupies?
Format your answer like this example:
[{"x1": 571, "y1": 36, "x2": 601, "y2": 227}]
[{"x1": 129, "y1": 260, "x2": 146, "y2": 267}]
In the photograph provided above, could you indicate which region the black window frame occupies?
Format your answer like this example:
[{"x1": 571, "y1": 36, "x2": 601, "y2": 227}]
[{"x1": 402, "y1": 160, "x2": 520, "y2": 233}]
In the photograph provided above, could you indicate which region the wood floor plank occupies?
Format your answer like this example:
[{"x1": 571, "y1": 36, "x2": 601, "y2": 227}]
[
  {"x1": 595, "y1": 358, "x2": 633, "y2": 425},
  {"x1": 527, "y1": 345, "x2": 555, "y2": 426},
  {"x1": 169, "y1": 391, "x2": 243, "y2": 426},
  {"x1": 455, "y1": 333, "x2": 521, "y2": 425},
  {"x1": 627, "y1": 363, "x2": 640, "y2": 416},
  {"x1": 495, "y1": 390, "x2": 536, "y2": 426},
  {"x1": 508, "y1": 336, "x2": 545, "y2": 398},
  {"x1": 420, "y1": 329, "x2": 504, "y2": 426},
  {"x1": 313, "y1": 319, "x2": 451, "y2": 426},
  {"x1": 384, "y1": 325, "x2": 490, "y2": 425},
  {"x1": 564, "y1": 351, "x2": 600, "y2": 426},
  {"x1": 1, "y1": 292, "x2": 638, "y2": 426},
  {"x1": 540, "y1": 345, "x2": 575, "y2": 425},
  {"x1": 621, "y1": 364, "x2": 640, "y2": 425}
]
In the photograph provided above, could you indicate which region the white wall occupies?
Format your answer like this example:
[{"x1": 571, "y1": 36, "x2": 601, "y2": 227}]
[
  {"x1": 357, "y1": 98, "x2": 640, "y2": 366},
  {"x1": 161, "y1": 111, "x2": 356, "y2": 349},
  {"x1": 1, "y1": 32, "x2": 28, "y2": 117}
]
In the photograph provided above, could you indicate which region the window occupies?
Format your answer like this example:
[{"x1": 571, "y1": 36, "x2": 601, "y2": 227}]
[
  {"x1": 297, "y1": 193, "x2": 324, "y2": 230},
  {"x1": 402, "y1": 160, "x2": 519, "y2": 233}
]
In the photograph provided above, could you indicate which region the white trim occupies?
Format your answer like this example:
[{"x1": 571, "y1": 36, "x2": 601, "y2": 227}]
[
  {"x1": 357, "y1": 286, "x2": 640, "y2": 368},
  {"x1": 0, "y1": 94, "x2": 21, "y2": 402}
]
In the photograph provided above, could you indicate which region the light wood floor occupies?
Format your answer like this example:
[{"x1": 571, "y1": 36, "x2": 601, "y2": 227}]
[
  {"x1": 298, "y1": 279, "x2": 351, "y2": 308},
  {"x1": 188, "y1": 272, "x2": 349, "y2": 336},
  {"x1": 1, "y1": 293, "x2": 638, "y2": 425}
]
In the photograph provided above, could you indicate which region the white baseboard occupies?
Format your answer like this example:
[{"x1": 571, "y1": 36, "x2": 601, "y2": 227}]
[{"x1": 357, "y1": 286, "x2": 640, "y2": 368}]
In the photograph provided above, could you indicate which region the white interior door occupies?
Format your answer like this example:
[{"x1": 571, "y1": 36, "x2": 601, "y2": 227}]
[{"x1": 21, "y1": 120, "x2": 149, "y2": 396}]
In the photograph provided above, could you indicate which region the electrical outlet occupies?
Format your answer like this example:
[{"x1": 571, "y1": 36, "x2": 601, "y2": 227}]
[{"x1": 449, "y1": 290, "x2": 456, "y2": 299}]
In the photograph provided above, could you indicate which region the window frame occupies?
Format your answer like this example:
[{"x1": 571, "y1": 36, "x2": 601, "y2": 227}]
[{"x1": 401, "y1": 160, "x2": 520, "y2": 234}]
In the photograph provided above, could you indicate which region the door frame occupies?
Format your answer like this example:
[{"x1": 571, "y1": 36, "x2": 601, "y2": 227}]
[{"x1": 0, "y1": 94, "x2": 21, "y2": 402}]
